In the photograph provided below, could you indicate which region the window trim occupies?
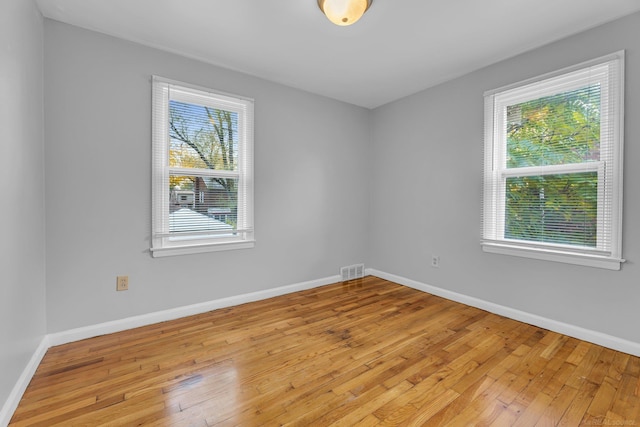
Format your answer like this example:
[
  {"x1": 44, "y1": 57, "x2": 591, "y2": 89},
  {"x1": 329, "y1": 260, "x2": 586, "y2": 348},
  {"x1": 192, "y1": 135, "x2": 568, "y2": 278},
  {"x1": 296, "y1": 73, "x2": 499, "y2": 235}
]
[
  {"x1": 151, "y1": 76, "x2": 255, "y2": 257},
  {"x1": 482, "y1": 52, "x2": 624, "y2": 270}
]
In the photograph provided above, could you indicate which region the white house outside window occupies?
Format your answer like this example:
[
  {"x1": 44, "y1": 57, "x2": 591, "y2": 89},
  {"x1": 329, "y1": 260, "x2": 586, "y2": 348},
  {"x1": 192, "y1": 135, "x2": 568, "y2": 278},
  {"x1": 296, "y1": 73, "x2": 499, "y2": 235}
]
[
  {"x1": 151, "y1": 77, "x2": 254, "y2": 257},
  {"x1": 482, "y1": 52, "x2": 624, "y2": 270}
]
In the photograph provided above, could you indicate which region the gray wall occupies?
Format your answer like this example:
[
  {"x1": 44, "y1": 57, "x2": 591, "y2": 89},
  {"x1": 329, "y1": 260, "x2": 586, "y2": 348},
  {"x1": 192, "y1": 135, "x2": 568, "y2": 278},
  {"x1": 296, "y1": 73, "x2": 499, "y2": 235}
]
[
  {"x1": 369, "y1": 12, "x2": 640, "y2": 343},
  {"x1": 0, "y1": 0, "x2": 46, "y2": 409},
  {"x1": 43, "y1": 20, "x2": 371, "y2": 333},
  {"x1": 39, "y1": 11, "x2": 640, "y2": 342}
]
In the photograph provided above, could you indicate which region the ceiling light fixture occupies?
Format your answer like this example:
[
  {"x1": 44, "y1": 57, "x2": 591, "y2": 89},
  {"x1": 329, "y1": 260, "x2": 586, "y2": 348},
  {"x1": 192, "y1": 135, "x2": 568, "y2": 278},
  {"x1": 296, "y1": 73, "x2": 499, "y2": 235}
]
[{"x1": 317, "y1": 0, "x2": 372, "y2": 26}]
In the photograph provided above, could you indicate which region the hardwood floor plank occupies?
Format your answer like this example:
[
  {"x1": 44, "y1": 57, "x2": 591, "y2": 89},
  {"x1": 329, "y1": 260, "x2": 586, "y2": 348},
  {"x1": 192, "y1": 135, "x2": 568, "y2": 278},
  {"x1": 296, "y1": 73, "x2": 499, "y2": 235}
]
[
  {"x1": 511, "y1": 391, "x2": 554, "y2": 427},
  {"x1": 489, "y1": 401, "x2": 526, "y2": 427},
  {"x1": 436, "y1": 375, "x2": 506, "y2": 426},
  {"x1": 557, "y1": 380, "x2": 599, "y2": 426},
  {"x1": 537, "y1": 384, "x2": 578, "y2": 425},
  {"x1": 9, "y1": 276, "x2": 640, "y2": 426}
]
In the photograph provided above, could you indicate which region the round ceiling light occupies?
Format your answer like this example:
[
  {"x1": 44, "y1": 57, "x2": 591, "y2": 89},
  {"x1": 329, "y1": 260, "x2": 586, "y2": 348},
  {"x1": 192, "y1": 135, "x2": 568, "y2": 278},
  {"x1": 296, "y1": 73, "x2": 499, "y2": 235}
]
[{"x1": 317, "y1": 0, "x2": 372, "y2": 26}]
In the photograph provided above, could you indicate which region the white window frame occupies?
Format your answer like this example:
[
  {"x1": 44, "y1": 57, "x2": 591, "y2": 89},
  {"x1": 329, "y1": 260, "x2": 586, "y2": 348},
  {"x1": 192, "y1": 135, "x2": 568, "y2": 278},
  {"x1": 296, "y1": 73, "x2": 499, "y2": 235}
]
[
  {"x1": 151, "y1": 76, "x2": 254, "y2": 257},
  {"x1": 482, "y1": 52, "x2": 624, "y2": 270}
]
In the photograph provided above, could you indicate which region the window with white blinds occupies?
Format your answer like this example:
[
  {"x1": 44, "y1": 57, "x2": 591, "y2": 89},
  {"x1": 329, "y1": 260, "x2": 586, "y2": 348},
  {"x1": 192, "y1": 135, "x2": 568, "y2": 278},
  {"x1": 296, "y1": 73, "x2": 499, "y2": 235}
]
[
  {"x1": 151, "y1": 77, "x2": 254, "y2": 257},
  {"x1": 482, "y1": 52, "x2": 624, "y2": 270}
]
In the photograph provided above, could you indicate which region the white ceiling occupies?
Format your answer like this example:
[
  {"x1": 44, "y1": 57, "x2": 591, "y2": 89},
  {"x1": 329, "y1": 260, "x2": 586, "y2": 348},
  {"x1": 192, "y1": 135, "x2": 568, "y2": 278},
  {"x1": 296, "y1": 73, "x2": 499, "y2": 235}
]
[{"x1": 36, "y1": 0, "x2": 640, "y2": 109}]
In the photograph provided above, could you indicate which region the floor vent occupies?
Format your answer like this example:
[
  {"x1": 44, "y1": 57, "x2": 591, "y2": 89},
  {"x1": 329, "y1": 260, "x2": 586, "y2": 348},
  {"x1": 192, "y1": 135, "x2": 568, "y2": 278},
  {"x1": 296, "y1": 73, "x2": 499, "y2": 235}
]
[{"x1": 340, "y1": 264, "x2": 365, "y2": 281}]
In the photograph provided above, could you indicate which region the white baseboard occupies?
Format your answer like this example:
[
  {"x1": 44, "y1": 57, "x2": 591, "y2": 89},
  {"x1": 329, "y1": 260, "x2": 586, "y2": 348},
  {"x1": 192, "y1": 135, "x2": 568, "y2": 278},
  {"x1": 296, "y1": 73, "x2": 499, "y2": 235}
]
[
  {"x1": 48, "y1": 274, "x2": 341, "y2": 347},
  {"x1": 366, "y1": 268, "x2": 640, "y2": 357},
  {"x1": 0, "y1": 335, "x2": 50, "y2": 427}
]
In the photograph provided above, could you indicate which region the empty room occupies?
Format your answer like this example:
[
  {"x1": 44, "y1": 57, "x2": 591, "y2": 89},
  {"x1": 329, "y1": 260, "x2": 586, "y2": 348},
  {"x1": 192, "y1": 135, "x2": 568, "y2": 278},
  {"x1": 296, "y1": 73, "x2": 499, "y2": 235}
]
[{"x1": 2, "y1": 0, "x2": 640, "y2": 425}]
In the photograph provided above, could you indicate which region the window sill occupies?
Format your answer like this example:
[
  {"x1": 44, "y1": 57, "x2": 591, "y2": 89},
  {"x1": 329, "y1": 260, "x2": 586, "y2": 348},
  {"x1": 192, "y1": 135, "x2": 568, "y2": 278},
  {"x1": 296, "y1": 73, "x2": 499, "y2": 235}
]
[
  {"x1": 482, "y1": 242, "x2": 623, "y2": 270},
  {"x1": 151, "y1": 240, "x2": 255, "y2": 258}
]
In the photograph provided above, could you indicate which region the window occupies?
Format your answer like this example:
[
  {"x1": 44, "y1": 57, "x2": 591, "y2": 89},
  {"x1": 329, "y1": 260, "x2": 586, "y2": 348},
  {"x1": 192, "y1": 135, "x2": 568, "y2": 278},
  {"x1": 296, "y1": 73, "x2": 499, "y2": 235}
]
[
  {"x1": 151, "y1": 77, "x2": 254, "y2": 257},
  {"x1": 482, "y1": 52, "x2": 624, "y2": 270}
]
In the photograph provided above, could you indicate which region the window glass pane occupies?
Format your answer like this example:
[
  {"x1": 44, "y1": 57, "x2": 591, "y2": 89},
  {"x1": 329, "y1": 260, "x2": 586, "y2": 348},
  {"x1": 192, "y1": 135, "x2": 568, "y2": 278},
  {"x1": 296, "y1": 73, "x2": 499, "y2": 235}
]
[
  {"x1": 506, "y1": 85, "x2": 600, "y2": 168},
  {"x1": 169, "y1": 175, "x2": 238, "y2": 235},
  {"x1": 169, "y1": 100, "x2": 239, "y2": 171},
  {"x1": 505, "y1": 172, "x2": 597, "y2": 247}
]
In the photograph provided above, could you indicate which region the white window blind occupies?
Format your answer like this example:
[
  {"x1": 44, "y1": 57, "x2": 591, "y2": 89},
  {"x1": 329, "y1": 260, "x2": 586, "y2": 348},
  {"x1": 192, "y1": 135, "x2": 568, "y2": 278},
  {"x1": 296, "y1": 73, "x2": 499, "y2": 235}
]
[
  {"x1": 482, "y1": 52, "x2": 624, "y2": 270},
  {"x1": 151, "y1": 77, "x2": 254, "y2": 257}
]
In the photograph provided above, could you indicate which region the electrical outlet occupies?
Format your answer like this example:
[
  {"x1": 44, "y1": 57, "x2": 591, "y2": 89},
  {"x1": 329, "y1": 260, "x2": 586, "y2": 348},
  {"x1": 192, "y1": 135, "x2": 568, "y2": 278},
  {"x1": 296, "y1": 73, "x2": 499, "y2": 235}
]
[
  {"x1": 431, "y1": 256, "x2": 440, "y2": 268},
  {"x1": 116, "y1": 275, "x2": 129, "y2": 291}
]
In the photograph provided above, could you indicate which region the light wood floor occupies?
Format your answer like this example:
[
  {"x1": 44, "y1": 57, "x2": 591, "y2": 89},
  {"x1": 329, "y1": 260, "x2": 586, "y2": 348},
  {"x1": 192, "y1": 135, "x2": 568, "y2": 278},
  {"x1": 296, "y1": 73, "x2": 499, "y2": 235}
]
[{"x1": 10, "y1": 276, "x2": 640, "y2": 426}]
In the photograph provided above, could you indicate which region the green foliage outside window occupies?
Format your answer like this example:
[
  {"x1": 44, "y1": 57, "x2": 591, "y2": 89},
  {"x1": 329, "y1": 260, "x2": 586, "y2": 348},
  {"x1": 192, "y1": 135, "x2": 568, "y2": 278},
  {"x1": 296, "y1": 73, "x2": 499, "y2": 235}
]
[{"x1": 504, "y1": 85, "x2": 600, "y2": 247}]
